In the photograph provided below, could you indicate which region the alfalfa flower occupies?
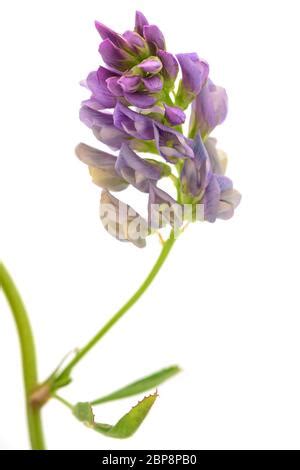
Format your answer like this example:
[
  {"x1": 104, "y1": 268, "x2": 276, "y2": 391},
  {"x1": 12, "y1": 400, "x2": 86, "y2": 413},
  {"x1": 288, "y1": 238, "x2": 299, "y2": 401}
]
[
  {"x1": 77, "y1": 10, "x2": 240, "y2": 247},
  {"x1": 180, "y1": 135, "x2": 241, "y2": 222},
  {"x1": 75, "y1": 143, "x2": 128, "y2": 191}
]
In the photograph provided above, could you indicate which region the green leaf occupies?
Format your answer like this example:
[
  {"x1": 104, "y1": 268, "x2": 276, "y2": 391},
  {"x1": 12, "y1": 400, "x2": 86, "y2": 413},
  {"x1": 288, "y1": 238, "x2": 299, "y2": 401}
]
[
  {"x1": 91, "y1": 365, "x2": 180, "y2": 405},
  {"x1": 95, "y1": 393, "x2": 158, "y2": 439},
  {"x1": 73, "y1": 393, "x2": 157, "y2": 439}
]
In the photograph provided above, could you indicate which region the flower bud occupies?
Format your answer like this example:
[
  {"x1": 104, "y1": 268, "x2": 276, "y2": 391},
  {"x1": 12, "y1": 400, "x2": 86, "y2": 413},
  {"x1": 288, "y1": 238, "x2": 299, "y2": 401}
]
[
  {"x1": 176, "y1": 53, "x2": 209, "y2": 109},
  {"x1": 189, "y1": 79, "x2": 228, "y2": 139}
]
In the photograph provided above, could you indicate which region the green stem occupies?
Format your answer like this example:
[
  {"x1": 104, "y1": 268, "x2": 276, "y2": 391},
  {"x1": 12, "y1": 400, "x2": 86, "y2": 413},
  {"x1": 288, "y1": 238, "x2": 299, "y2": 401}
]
[
  {"x1": 55, "y1": 230, "x2": 176, "y2": 384},
  {"x1": 0, "y1": 263, "x2": 45, "y2": 450},
  {"x1": 53, "y1": 394, "x2": 73, "y2": 410}
]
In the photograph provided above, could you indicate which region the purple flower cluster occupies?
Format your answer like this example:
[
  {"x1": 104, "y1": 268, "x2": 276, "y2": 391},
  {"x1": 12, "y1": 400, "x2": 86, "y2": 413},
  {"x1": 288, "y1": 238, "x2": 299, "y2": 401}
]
[{"x1": 77, "y1": 11, "x2": 241, "y2": 247}]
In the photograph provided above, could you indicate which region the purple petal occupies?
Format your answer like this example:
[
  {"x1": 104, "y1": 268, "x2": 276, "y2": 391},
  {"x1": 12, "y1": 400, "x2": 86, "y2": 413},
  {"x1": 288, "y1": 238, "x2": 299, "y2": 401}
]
[
  {"x1": 138, "y1": 56, "x2": 162, "y2": 73},
  {"x1": 124, "y1": 92, "x2": 156, "y2": 109},
  {"x1": 216, "y1": 175, "x2": 233, "y2": 192},
  {"x1": 99, "y1": 38, "x2": 136, "y2": 72},
  {"x1": 135, "y1": 11, "x2": 149, "y2": 36},
  {"x1": 81, "y1": 97, "x2": 105, "y2": 111},
  {"x1": 180, "y1": 134, "x2": 210, "y2": 197},
  {"x1": 154, "y1": 122, "x2": 194, "y2": 161},
  {"x1": 189, "y1": 78, "x2": 228, "y2": 138},
  {"x1": 113, "y1": 102, "x2": 155, "y2": 140},
  {"x1": 123, "y1": 30, "x2": 149, "y2": 56},
  {"x1": 79, "y1": 106, "x2": 130, "y2": 150},
  {"x1": 164, "y1": 104, "x2": 186, "y2": 125},
  {"x1": 116, "y1": 143, "x2": 162, "y2": 192},
  {"x1": 177, "y1": 53, "x2": 209, "y2": 94},
  {"x1": 176, "y1": 53, "x2": 209, "y2": 108},
  {"x1": 93, "y1": 126, "x2": 130, "y2": 150},
  {"x1": 142, "y1": 76, "x2": 163, "y2": 92},
  {"x1": 118, "y1": 75, "x2": 141, "y2": 93},
  {"x1": 95, "y1": 20, "x2": 129, "y2": 50},
  {"x1": 85, "y1": 68, "x2": 117, "y2": 109},
  {"x1": 106, "y1": 76, "x2": 124, "y2": 96},
  {"x1": 157, "y1": 50, "x2": 179, "y2": 83},
  {"x1": 143, "y1": 25, "x2": 166, "y2": 50},
  {"x1": 79, "y1": 106, "x2": 114, "y2": 128}
]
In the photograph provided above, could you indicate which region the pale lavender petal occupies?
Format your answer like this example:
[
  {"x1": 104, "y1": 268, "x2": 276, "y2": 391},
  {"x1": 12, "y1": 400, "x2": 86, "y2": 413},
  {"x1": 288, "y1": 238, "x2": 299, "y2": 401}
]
[
  {"x1": 81, "y1": 97, "x2": 105, "y2": 111},
  {"x1": 217, "y1": 189, "x2": 241, "y2": 220},
  {"x1": 203, "y1": 175, "x2": 221, "y2": 223},
  {"x1": 148, "y1": 184, "x2": 183, "y2": 229},
  {"x1": 79, "y1": 106, "x2": 114, "y2": 128},
  {"x1": 204, "y1": 137, "x2": 228, "y2": 175},
  {"x1": 100, "y1": 190, "x2": 148, "y2": 248},
  {"x1": 75, "y1": 143, "x2": 128, "y2": 191},
  {"x1": 143, "y1": 25, "x2": 166, "y2": 50},
  {"x1": 142, "y1": 76, "x2": 163, "y2": 92},
  {"x1": 164, "y1": 104, "x2": 186, "y2": 125},
  {"x1": 217, "y1": 201, "x2": 234, "y2": 220},
  {"x1": 216, "y1": 175, "x2": 233, "y2": 192},
  {"x1": 135, "y1": 11, "x2": 149, "y2": 36},
  {"x1": 75, "y1": 142, "x2": 116, "y2": 168}
]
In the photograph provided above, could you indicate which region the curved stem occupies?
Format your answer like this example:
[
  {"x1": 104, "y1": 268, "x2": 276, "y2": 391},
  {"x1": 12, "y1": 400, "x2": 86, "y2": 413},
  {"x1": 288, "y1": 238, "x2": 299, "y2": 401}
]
[
  {"x1": 0, "y1": 263, "x2": 45, "y2": 450},
  {"x1": 55, "y1": 230, "x2": 176, "y2": 384}
]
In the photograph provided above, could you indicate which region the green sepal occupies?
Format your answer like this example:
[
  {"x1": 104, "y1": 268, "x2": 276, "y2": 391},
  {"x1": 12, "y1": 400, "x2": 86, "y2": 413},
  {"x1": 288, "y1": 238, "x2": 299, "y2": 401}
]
[
  {"x1": 145, "y1": 159, "x2": 172, "y2": 178},
  {"x1": 73, "y1": 402, "x2": 94, "y2": 426},
  {"x1": 175, "y1": 80, "x2": 195, "y2": 110}
]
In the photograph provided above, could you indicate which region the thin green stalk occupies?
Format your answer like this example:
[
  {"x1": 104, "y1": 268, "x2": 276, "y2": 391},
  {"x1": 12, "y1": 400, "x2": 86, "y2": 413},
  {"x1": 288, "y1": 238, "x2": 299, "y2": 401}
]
[
  {"x1": 0, "y1": 263, "x2": 45, "y2": 450},
  {"x1": 55, "y1": 230, "x2": 176, "y2": 385},
  {"x1": 53, "y1": 394, "x2": 73, "y2": 410}
]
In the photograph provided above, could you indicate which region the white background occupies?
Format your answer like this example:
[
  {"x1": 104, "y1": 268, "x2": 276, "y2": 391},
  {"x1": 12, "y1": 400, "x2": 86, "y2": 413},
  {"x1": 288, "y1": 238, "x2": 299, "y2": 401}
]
[{"x1": 0, "y1": 0, "x2": 300, "y2": 450}]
